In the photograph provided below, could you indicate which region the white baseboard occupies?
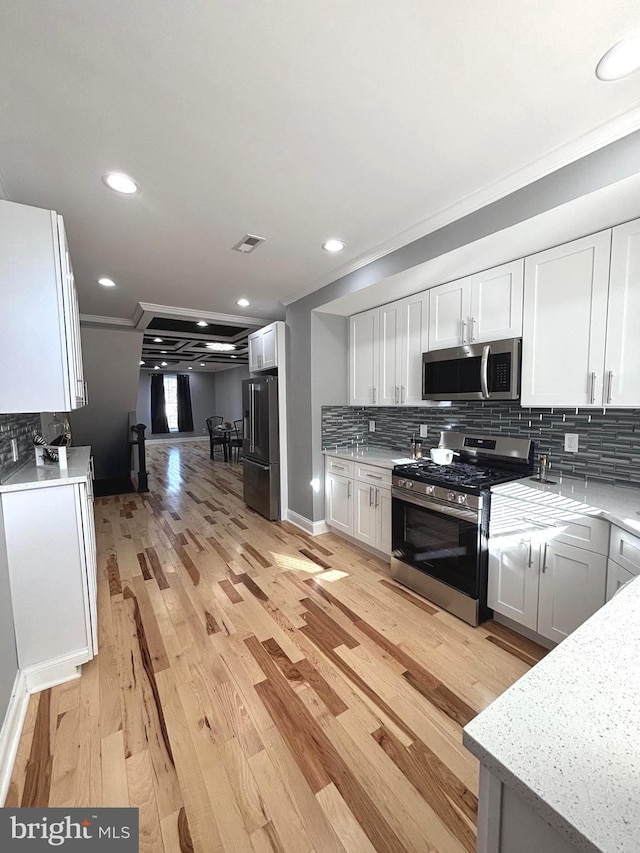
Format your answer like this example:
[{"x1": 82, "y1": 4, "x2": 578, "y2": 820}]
[
  {"x1": 286, "y1": 510, "x2": 330, "y2": 536},
  {"x1": 0, "y1": 669, "x2": 29, "y2": 806},
  {"x1": 146, "y1": 436, "x2": 208, "y2": 444},
  {"x1": 23, "y1": 650, "x2": 88, "y2": 694}
]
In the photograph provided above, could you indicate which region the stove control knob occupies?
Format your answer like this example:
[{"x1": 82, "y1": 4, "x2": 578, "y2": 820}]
[
  {"x1": 398, "y1": 479, "x2": 406, "y2": 487},
  {"x1": 406, "y1": 481, "x2": 413, "y2": 489},
  {"x1": 425, "y1": 485, "x2": 435, "y2": 495},
  {"x1": 447, "y1": 491, "x2": 456, "y2": 502},
  {"x1": 457, "y1": 494, "x2": 467, "y2": 504}
]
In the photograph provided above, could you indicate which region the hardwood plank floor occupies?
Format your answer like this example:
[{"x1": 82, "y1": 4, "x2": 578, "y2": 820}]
[{"x1": 7, "y1": 441, "x2": 547, "y2": 852}]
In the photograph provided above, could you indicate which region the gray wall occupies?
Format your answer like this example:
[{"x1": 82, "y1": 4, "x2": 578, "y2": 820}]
[
  {"x1": 0, "y1": 502, "x2": 18, "y2": 728},
  {"x1": 70, "y1": 326, "x2": 143, "y2": 480},
  {"x1": 285, "y1": 129, "x2": 640, "y2": 522},
  {"x1": 137, "y1": 370, "x2": 217, "y2": 439},
  {"x1": 212, "y1": 365, "x2": 249, "y2": 425}
]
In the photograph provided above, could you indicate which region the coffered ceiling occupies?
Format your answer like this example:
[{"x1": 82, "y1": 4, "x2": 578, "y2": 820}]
[{"x1": 1, "y1": 1, "x2": 640, "y2": 323}]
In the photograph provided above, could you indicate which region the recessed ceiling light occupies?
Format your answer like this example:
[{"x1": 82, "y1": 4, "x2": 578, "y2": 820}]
[
  {"x1": 200, "y1": 363, "x2": 206, "y2": 367},
  {"x1": 197, "y1": 320, "x2": 209, "y2": 327},
  {"x1": 140, "y1": 361, "x2": 145, "y2": 366},
  {"x1": 206, "y1": 343, "x2": 235, "y2": 351},
  {"x1": 236, "y1": 298, "x2": 250, "y2": 307},
  {"x1": 161, "y1": 350, "x2": 167, "y2": 354},
  {"x1": 322, "y1": 238, "x2": 346, "y2": 253},
  {"x1": 98, "y1": 277, "x2": 116, "y2": 288},
  {"x1": 154, "y1": 365, "x2": 160, "y2": 370},
  {"x1": 188, "y1": 366, "x2": 193, "y2": 370},
  {"x1": 153, "y1": 337, "x2": 163, "y2": 343},
  {"x1": 596, "y1": 36, "x2": 640, "y2": 80},
  {"x1": 102, "y1": 172, "x2": 140, "y2": 194},
  {"x1": 161, "y1": 361, "x2": 168, "y2": 366},
  {"x1": 231, "y1": 355, "x2": 237, "y2": 359}
]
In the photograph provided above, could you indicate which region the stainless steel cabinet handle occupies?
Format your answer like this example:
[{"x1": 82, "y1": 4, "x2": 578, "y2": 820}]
[
  {"x1": 372, "y1": 387, "x2": 377, "y2": 404},
  {"x1": 369, "y1": 486, "x2": 373, "y2": 507},
  {"x1": 375, "y1": 488, "x2": 379, "y2": 509},
  {"x1": 480, "y1": 345, "x2": 490, "y2": 399},
  {"x1": 333, "y1": 464, "x2": 346, "y2": 470},
  {"x1": 542, "y1": 542, "x2": 549, "y2": 573},
  {"x1": 347, "y1": 481, "x2": 351, "y2": 498},
  {"x1": 461, "y1": 318, "x2": 467, "y2": 343},
  {"x1": 83, "y1": 380, "x2": 89, "y2": 404},
  {"x1": 589, "y1": 371, "x2": 597, "y2": 404},
  {"x1": 365, "y1": 473, "x2": 382, "y2": 480},
  {"x1": 394, "y1": 385, "x2": 399, "y2": 404},
  {"x1": 400, "y1": 385, "x2": 405, "y2": 404},
  {"x1": 606, "y1": 370, "x2": 614, "y2": 404},
  {"x1": 470, "y1": 317, "x2": 476, "y2": 342},
  {"x1": 527, "y1": 540, "x2": 533, "y2": 568}
]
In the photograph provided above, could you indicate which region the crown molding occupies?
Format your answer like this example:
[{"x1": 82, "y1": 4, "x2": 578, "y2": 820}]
[
  {"x1": 134, "y1": 302, "x2": 268, "y2": 330},
  {"x1": 80, "y1": 314, "x2": 136, "y2": 327},
  {"x1": 280, "y1": 105, "x2": 640, "y2": 307}
]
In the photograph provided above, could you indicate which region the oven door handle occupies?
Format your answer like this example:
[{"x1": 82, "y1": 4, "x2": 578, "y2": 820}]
[{"x1": 391, "y1": 488, "x2": 480, "y2": 521}]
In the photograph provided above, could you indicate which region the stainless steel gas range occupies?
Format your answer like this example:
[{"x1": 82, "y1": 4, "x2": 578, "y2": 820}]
[{"x1": 391, "y1": 431, "x2": 534, "y2": 626}]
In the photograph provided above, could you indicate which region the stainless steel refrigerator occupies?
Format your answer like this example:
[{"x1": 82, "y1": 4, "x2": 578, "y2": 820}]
[{"x1": 242, "y1": 376, "x2": 280, "y2": 520}]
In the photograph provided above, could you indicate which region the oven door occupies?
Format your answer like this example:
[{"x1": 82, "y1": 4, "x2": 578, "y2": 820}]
[{"x1": 391, "y1": 489, "x2": 482, "y2": 597}]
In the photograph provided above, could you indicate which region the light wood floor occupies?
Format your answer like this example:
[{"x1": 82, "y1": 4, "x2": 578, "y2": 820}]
[{"x1": 7, "y1": 441, "x2": 546, "y2": 852}]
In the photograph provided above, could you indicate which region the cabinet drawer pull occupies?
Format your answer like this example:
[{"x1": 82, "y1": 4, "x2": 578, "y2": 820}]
[
  {"x1": 332, "y1": 464, "x2": 346, "y2": 470},
  {"x1": 365, "y1": 473, "x2": 382, "y2": 480}
]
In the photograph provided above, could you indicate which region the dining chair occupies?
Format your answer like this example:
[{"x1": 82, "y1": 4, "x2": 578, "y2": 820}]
[
  {"x1": 205, "y1": 416, "x2": 226, "y2": 460},
  {"x1": 229, "y1": 419, "x2": 243, "y2": 462}
]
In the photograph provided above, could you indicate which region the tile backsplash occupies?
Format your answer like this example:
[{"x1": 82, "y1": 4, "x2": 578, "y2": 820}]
[
  {"x1": 0, "y1": 413, "x2": 42, "y2": 482},
  {"x1": 322, "y1": 404, "x2": 640, "y2": 488}
]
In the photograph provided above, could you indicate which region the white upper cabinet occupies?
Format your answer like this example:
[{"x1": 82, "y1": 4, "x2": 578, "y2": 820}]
[
  {"x1": 469, "y1": 259, "x2": 523, "y2": 343},
  {"x1": 248, "y1": 320, "x2": 282, "y2": 372},
  {"x1": 428, "y1": 260, "x2": 524, "y2": 350},
  {"x1": 349, "y1": 308, "x2": 380, "y2": 405},
  {"x1": 400, "y1": 291, "x2": 429, "y2": 406},
  {"x1": 603, "y1": 219, "x2": 640, "y2": 407},
  {"x1": 349, "y1": 293, "x2": 429, "y2": 406},
  {"x1": 428, "y1": 276, "x2": 469, "y2": 349},
  {"x1": 378, "y1": 302, "x2": 403, "y2": 406},
  {"x1": 0, "y1": 200, "x2": 86, "y2": 413},
  {"x1": 521, "y1": 230, "x2": 612, "y2": 408}
]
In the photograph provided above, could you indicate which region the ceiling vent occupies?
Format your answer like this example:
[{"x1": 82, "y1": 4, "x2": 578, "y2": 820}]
[{"x1": 232, "y1": 233, "x2": 266, "y2": 253}]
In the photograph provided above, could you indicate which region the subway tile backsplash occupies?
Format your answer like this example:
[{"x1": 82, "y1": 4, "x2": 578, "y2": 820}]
[
  {"x1": 322, "y1": 404, "x2": 640, "y2": 488},
  {"x1": 0, "y1": 413, "x2": 42, "y2": 482}
]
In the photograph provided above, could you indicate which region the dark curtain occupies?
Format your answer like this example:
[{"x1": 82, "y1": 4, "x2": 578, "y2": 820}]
[
  {"x1": 177, "y1": 374, "x2": 194, "y2": 432},
  {"x1": 150, "y1": 373, "x2": 169, "y2": 434}
]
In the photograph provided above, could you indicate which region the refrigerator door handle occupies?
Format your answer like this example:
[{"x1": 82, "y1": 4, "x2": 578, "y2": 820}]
[
  {"x1": 247, "y1": 460, "x2": 270, "y2": 472},
  {"x1": 248, "y1": 383, "x2": 255, "y2": 452}
]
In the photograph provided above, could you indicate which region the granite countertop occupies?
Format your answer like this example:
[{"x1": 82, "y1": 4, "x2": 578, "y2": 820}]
[
  {"x1": 0, "y1": 447, "x2": 92, "y2": 493},
  {"x1": 323, "y1": 446, "x2": 415, "y2": 470},
  {"x1": 464, "y1": 574, "x2": 640, "y2": 853},
  {"x1": 492, "y1": 475, "x2": 640, "y2": 536}
]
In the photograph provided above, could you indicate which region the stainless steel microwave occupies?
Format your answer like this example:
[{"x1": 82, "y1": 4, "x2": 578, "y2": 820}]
[{"x1": 422, "y1": 338, "x2": 521, "y2": 401}]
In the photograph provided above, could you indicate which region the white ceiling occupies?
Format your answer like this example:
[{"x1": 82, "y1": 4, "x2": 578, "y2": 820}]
[{"x1": 1, "y1": 1, "x2": 640, "y2": 322}]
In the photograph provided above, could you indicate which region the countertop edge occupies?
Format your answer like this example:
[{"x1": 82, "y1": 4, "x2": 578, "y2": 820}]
[
  {"x1": 0, "y1": 447, "x2": 92, "y2": 493},
  {"x1": 462, "y1": 730, "x2": 600, "y2": 853}
]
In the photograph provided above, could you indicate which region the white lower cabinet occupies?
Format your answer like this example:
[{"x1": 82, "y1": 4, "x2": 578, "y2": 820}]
[
  {"x1": 605, "y1": 525, "x2": 640, "y2": 602},
  {"x1": 325, "y1": 458, "x2": 391, "y2": 555},
  {"x1": 488, "y1": 536, "x2": 540, "y2": 631},
  {"x1": 0, "y1": 450, "x2": 97, "y2": 690}
]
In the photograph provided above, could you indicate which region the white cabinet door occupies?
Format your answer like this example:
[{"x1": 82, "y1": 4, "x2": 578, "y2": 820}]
[
  {"x1": 488, "y1": 537, "x2": 540, "y2": 630},
  {"x1": 375, "y1": 486, "x2": 392, "y2": 555},
  {"x1": 349, "y1": 308, "x2": 379, "y2": 405},
  {"x1": 604, "y1": 218, "x2": 640, "y2": 407},
  {"x1": 353, "y1": 481, "x2": 376, "y2": 546},
  {"x1": 400, "y1": 292, "x2": 429, "y2": 406},
  {"x1": 521, "y1": 231, "x2": 611, "y2": 407},
  {"x1": 470, "y1": 259, "x2": 523, "y2": 343},
  {"x1": 0, "y1": 201, "x2": 87, "y2": 413},
  {"x1": 537, "y1": 541, "x2": 607, "y2": 643},
  {"x1": 609, "y1": 525, "x2": 640, "y2": 575},
  {"x1": 606, "y1": 559, "x2": 636, "y2": 603},
  {"x1": 248, "y1": 333, "x2": 261, "y2": 371},
  {"x1": 261, "y1": 323, "x2": 277, "y2": 369},
  {"x1": 428, "y1": 277, "x2": 470, "y2": 350},
  {"x1": 379, "y1": 302, "x2": 403, "y2": 406},
  {"x1": 325, "y1": 472, "x2": 352, "y2": 534}
]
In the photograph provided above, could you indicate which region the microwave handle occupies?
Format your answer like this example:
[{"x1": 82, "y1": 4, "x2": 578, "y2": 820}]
[{"x1": 480, "y1": 345, "x2": 490, "y2": 399}]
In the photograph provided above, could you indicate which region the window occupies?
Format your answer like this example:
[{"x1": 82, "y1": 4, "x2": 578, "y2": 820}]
[{"x1": 163, "y1": 375, "x2": 179, "y2": 432}]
